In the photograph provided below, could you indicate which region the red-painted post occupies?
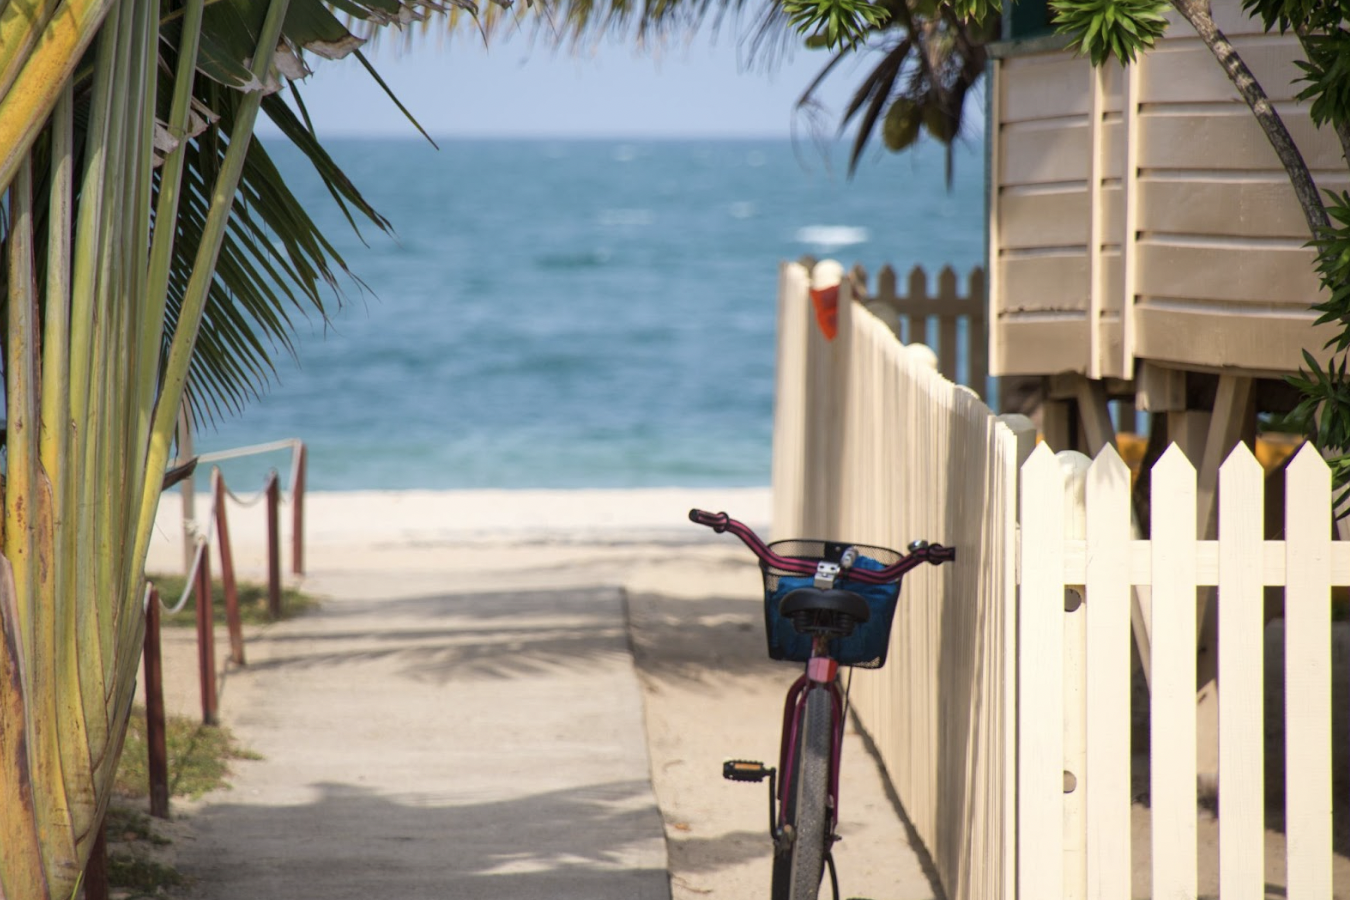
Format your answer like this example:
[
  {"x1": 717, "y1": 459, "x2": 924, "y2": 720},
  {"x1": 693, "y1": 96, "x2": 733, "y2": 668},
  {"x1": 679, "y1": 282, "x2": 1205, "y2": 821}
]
[
  {"x1": 266, "y1": 472, "x2": 281, "y2": 620},
  {"x1": 214, "y1": 470, "x2": 245, "y2": 666},
  {"x1": 144, "y1": 587, "x2": 169, "y2": 818},
  {"x1": 195, "y1": 546, "x2": 218, "y2": 725},
  {"x1": 84, "y1": 825, "x2": 109, "y2": 900},
  {"x1": 291, "y1": 442, "x2": 306, "y2": 576}
]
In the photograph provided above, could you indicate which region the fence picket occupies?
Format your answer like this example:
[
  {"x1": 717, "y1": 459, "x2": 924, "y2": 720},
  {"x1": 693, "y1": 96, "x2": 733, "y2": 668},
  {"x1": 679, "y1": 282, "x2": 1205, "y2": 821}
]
[
  {"x1": 1085, "y1": 447, "x2": 1132, "y2": 900},
  {"x1": 1217, "y1": 444, "x2": 1265, "y2": 900},
  {"x1": 1062, "y1": 451, "x2": 1091, "y2": 900},
  {"x1": 938, "y1": 266, "x2": 959, "y2": 383},
  {"x1": 1019, "y1": 443, "x2": 1065, "y2": 900},
  {"x1": 1150, "y1": 445, "x2": 1199, "y2": 899},
  {"x1": 1284, "y1": 444, "x2": 1333, "y2": 900}
]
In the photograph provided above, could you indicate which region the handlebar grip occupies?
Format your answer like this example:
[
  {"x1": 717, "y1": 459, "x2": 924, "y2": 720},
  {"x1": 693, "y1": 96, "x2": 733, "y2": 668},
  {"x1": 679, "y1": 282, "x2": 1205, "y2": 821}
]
[
  {"x1": 926, "y1": 544, "x2": 956, "y2": 564},
  {"x1": 689, "y1": 509, "x2": 731, "y2": 532}
]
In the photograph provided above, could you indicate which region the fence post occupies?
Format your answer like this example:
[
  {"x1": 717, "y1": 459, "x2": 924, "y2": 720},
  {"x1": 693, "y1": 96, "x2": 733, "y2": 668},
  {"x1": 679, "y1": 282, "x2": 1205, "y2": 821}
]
[
  {"x1": 1018, "y1": 444, "x2": 1067, "y2": 900},
  {"x1": 83, "y1": 825, "x2": 109, "y2": 900},
  {"x1": 1060, "y1": 451, "x2": 1092, "y2": 900},
  {"x1": 144, "y1": 586, "x2": 169, "y2": 818},
  {"x1": 266, "y1": 471, "x2": 281, "y2": 620},
  {"x1": 214, "y1": 469, "x2": 245, "y2": 666},
  {"x1": 195, "y1": 544, "x2": 218, "y2": 726},
  {"x1": 292, "y1": 441, "x2": 306, "y2": 576}
]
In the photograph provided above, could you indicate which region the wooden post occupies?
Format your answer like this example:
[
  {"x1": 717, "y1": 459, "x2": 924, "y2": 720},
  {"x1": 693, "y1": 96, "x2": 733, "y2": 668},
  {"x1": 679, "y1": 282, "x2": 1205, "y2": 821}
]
[
  {"x1": 266, "y1": 471, "x2": 281, "y2": 620},
  {"x1": 83, "y1": 825, "x2": 109, "y2": 900},
  {"x1": 144, "y1": 587, "x2": 169, "y2": 818},
  {"x1": 291, "y1": 441, "x2": 306, "y2": 576},
  {"x1": 214, "y1": 469, "x2": 245, "y2": 666},
  {"x1": 195, "y1": 546, "x2": 218, "y2": 726}
]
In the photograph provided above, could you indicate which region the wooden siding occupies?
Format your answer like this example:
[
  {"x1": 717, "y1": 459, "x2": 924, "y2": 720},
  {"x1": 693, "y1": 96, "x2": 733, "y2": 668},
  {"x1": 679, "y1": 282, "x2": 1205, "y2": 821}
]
[{"x1": 989, "y1": 0, "x2": 1343, "y2": 378}]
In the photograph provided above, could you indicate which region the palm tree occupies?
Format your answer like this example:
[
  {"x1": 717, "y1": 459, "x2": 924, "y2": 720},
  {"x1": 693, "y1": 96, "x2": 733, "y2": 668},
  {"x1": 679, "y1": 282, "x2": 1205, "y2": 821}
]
[
  {"x1": 0, "y1": 0, "x2": 434, "y2": 894},
  {"x1": 442, "y1": 0, "x2": 995, "y2": 174}
]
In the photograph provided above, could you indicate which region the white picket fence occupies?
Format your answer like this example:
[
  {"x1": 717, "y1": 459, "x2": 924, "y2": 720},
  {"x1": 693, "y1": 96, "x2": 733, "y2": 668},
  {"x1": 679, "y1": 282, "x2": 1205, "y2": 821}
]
[
  {"x1": 1020, "y1": 441, "x2": 1345, "y2": 900},
  {"x1": 773, "y1": 260, "x2": 1028, "y2": 900},
  {"x1": 771, "y1": 258, "x2": 1347, "y2": 900}
]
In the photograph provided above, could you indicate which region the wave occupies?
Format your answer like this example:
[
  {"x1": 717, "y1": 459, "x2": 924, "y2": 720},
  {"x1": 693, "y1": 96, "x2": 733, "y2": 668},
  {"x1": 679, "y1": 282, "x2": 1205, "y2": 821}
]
[{"x1": 795, "y1": 225, "x2": 870, "y2": 248}]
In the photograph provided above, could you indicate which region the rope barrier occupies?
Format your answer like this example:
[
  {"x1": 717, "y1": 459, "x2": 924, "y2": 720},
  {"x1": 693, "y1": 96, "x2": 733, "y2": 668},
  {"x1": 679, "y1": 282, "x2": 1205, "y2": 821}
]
[{"x1": 158, "y1": 438, "x2": 304, "y2": 614}]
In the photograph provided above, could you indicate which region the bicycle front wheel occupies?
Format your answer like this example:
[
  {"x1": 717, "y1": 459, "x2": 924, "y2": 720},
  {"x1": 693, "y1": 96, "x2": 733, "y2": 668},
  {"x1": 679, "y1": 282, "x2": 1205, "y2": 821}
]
[{"x1": 772, "y1": 685, "x2": 833, "y2": 900}]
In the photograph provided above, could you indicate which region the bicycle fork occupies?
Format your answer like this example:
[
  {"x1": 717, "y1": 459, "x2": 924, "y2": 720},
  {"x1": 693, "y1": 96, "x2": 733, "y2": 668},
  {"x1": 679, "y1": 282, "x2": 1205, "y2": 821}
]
[{"x1": 722, "y1": 654, "x2": 844, "y2": 900}]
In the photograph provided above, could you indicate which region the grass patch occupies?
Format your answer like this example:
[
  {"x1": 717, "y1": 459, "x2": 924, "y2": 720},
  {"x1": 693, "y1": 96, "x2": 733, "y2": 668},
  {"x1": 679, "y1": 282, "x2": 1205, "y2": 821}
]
[
  {"x1": 105, "y1": 807, "x2": 170, "y2": 846},
  {"x1": 106, "y1": 849, "x2": 185, "y2": 894},
  {"x1": 115, "y1": 705, "x2": 260, "y2": 800},
  {"x1": 147, "y1": 572, "x2": 316, "y2": 627}
]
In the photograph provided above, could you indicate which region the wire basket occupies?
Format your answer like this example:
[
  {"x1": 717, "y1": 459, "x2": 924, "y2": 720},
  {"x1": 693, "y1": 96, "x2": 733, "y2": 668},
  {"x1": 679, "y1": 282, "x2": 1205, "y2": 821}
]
[{"x1": 761, "y1": 539, "x2": 904, "y2": 668}]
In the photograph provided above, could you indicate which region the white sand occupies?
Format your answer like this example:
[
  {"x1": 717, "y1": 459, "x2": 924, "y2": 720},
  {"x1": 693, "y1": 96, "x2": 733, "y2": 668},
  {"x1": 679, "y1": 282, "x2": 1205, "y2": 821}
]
[{"x1": 146, "y1": 485, "x2": 772, "y2": 577}]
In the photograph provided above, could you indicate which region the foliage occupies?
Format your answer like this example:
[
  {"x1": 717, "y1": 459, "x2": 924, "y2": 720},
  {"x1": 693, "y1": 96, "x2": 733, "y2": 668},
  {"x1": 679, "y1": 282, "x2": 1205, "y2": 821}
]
[
  {"x1": 1048, "y1": 0, "x2": 1170, "y2": 64},
  {"x1": 0, "y1": 0, "x2": 440, "y2": 893},
  {"x1": 783, "y1": 0, "x2": 890, "y2": 49}
]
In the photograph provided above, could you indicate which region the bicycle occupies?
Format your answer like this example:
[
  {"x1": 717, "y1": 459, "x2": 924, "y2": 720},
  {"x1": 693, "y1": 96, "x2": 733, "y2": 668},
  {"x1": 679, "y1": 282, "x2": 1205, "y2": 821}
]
[{"x1": 688, "y1": 509, "x2": 955, "y2": 900}]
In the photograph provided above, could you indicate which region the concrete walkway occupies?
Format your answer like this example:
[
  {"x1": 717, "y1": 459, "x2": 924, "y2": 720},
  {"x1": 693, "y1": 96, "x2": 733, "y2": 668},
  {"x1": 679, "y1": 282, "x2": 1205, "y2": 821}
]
[
  {"x1": 172, "y1": 564, "x2": 668, "y2": 899},
  {"x1": 148, "y1": 488, "x2": 938, "y2": 900}
]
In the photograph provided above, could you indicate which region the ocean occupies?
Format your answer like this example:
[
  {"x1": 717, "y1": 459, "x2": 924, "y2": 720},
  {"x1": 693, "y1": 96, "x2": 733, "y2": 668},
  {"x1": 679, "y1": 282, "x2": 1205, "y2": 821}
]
[{"x1": 194, "y1": 136, "x2": 985, "y2": 492}]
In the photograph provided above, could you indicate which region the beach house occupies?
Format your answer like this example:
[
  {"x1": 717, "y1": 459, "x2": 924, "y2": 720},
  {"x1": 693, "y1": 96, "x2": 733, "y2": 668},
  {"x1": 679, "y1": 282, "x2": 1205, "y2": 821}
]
[{"x1": 986, "y1": 0, "x2": 1343, "y2": 458}]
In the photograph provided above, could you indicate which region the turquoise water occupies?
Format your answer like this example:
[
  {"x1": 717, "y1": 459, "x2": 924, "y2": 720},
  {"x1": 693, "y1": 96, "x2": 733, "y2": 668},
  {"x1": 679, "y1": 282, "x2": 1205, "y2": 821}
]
[{"x1": 195, "y1": 137, "x2": 985, "y2": 491}]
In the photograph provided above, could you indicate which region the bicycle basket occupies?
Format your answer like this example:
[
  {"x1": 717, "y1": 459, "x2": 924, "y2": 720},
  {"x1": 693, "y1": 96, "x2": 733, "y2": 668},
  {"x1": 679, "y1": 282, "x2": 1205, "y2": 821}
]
[{"x1": 761, "y1": 539, "x2": 904, "y2": 668}]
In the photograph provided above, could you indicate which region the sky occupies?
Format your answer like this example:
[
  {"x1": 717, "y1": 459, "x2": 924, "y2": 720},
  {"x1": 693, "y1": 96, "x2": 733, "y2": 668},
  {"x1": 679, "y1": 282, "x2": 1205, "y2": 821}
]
[{"x1": 260, "y1": 20, "x2": 881, "y2": 140}]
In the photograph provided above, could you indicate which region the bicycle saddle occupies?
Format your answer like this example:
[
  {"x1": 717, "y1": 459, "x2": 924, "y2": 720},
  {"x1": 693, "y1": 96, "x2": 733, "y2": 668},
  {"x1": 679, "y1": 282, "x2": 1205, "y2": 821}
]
[{"x1": 778, "y1": 588, "x2": 871, "y2": 623}]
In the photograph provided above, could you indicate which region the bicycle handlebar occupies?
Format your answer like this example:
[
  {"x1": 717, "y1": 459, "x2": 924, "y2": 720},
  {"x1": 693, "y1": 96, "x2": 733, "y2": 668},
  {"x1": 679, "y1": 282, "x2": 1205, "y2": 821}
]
[{"x1": 688, "y1": 509, "x2": 954, "y2": 584}]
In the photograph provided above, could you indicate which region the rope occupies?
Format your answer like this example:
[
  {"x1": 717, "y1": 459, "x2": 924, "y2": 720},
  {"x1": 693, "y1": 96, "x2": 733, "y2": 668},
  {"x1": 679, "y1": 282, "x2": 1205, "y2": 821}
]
[
  {"x1": 157, "y1": 477, "x2": 220, "y2": 614},
  {"x1": 177, "y1": 438, "x2": 302, "y2": 504},
  {"x1": 155, "y1": 438, "x2": 302, "y2": 614},
  {"x1": 223, "y1": 472, "x2": 274, "y2": 508},
  {"x1": 196, "y1": 438, "x2": 299, "y2": 464}
]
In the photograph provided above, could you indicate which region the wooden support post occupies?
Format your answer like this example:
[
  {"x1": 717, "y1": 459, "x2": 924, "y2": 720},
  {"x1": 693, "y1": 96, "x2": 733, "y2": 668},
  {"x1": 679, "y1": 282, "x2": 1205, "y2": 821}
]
[
  {"x1": 267, "y1": 472, "x2": 282, "y2": 620},
  {"x1": 214, "y1": 469, "x2": 245, "y2": 666},
  {"x1": 84, "y1": 824, "x2": 109, "y2": 900},
  {"x1": 1042, "y1": 399, "x2": 1073, "y2": 452},
  {"x1": 195, "y1": 546, "x2": 218, "y2": 726},
  {"x1": 1136, "y1": 362, "x2": 1185, "y2": 413},
  {"x1": 144, "y1": 587, "x2": 169, "y2": 818},
  {"x1": 291, "y1": 442, "x2": 306, "y2": 576},
  {"x1": 1075, "y1": 377, "x2": 1116, "y2": 456}
]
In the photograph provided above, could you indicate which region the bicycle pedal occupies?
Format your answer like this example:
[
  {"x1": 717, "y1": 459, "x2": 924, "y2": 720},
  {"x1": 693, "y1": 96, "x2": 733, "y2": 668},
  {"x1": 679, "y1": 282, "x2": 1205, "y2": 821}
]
[{"x1": 723, "y1": 759, "x2": 774, "y2": 783}]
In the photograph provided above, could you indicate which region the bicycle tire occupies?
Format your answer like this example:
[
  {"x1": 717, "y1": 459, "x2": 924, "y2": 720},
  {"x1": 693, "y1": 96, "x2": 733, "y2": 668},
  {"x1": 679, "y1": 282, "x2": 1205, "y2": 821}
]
[{"x1": 771, "y1": 686, "x2": 832, "y2": 900}]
